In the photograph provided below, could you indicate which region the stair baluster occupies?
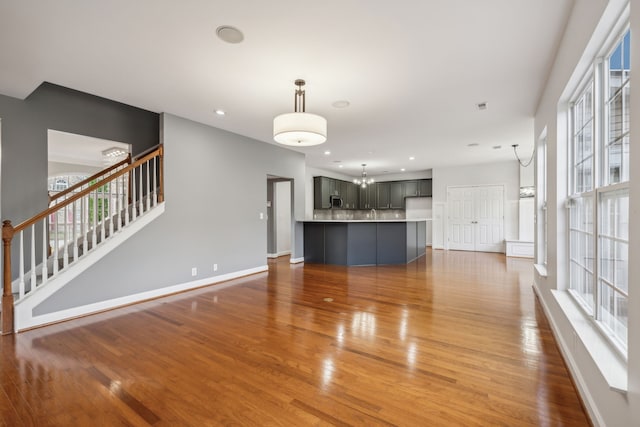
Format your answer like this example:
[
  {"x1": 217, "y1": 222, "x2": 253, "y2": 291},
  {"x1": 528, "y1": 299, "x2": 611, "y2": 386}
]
[
  {"x1": 138, "y1": 166, "x2": 144, "y2": 215},
  {"x1": 131, "y1": 169, "x2": 137, "y2": 221},
  {"x1": 30, "y1": 225, "x2": 36, "y2": 290},
  {"x1": 73, "y1": 201, "x2": 79, "y2": 263},
  {"x1": 63, "y1": 205, "x2": 69, "y2": 269},
  {"x1": 18, "y1": 231, "x2": 25, "y2": 299},
  {"x1": 41, "y1": 221, "x2": 48, "y2": 286}
]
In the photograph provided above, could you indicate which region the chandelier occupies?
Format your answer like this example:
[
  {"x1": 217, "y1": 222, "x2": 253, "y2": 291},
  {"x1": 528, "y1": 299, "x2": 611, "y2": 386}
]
[
  {"x1": 273, "y1": 79, "x2": 327, "y2": 146},
  {"x1": 354, "y1": 164, "x2": 375, "y2": 188}
]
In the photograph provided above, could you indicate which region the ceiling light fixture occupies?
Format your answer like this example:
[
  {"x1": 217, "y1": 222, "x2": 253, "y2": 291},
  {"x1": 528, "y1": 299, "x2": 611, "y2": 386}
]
[
  {"x1": 324, "y1": 150, "x2": 331, "y2": 155},
  {"x1": 511, "y1": 144, "x2": 534, "y2": 167},
  {"x1": 273, "y1": 79, "x2": 327, "y2": 146},
  {"x1": 409, "y1": 156, "x2": 415, "y2": 160},
  {"x1": 215, "y1": 109, "x2": 225, "y2": 116},
  {"x1": 102, "y1": 147, "x2": 127, "y2": 158},
  {"x1": 353, "y1": 164, "x2": 374, "y2": 188}
]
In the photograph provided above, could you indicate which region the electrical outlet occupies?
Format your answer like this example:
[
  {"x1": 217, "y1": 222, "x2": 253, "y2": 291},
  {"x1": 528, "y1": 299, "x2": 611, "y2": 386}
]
[
  {"x1": 191, "y1": 267, "x2": 197, "y2": 276},
  {"x1": 213, "y1": 264, "x2": 218, "y2": 272}
]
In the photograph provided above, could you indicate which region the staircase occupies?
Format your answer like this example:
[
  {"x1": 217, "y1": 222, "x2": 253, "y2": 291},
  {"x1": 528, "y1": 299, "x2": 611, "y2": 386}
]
[{"x1": 1, "y1": 145, "x2": 164, "y2": 334}]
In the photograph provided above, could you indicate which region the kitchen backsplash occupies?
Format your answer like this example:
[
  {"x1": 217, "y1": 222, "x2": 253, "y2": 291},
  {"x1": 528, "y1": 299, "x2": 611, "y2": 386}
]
[{"x1": 312, "y1": 209, "x2": 406, "y2": 220}]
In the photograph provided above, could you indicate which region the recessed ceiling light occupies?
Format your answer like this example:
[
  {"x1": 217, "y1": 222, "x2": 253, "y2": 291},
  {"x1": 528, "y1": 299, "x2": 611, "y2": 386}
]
[
  {"x1": 467, "y1": 143, "x2": 479, "y2": 147},
  {"x1": 476, "y1": 102, "x2": 488, "y2": 110},
  {"x1": 214, "y1": 109, "x2": 225, "y2": 116},
  {"x1": 338, "y1": 165, "x2": 343, "y2": 168},
  {"x1": 409, "y1": 156, "x2": 415, "y2": 160},
  {"x1": 401, "y1": 168, "x2": 406, "y2": 172},
  {"x1": 332, "y1": 100, "x2": 350, "y2": 108},
  {"x1": 324, "y1": 150, "x2": 331, "y2": 155},
  {"x1": 216, "y1": 25, "x2": 244, "y2": 44}
]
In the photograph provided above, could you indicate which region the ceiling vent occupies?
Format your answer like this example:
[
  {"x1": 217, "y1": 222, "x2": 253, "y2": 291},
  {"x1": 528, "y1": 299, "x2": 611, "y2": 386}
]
[{"x1": 476, "y1": 102, "x2": 488, "y2": 111}]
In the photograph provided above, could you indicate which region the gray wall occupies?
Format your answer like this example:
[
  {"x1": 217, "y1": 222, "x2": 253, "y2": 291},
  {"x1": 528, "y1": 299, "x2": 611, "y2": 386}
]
[
  {"x1": 0, "y1": 82, "x2": 159, "y2": 279},
  {"x1": 35, "y1": 113, "x2": 306, "y2": 314}
]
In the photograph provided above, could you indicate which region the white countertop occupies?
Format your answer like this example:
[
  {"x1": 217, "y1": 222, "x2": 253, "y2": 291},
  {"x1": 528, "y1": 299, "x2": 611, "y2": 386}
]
[{"x1": 301, "y1": 218, "x2": 432, "y2": 223}]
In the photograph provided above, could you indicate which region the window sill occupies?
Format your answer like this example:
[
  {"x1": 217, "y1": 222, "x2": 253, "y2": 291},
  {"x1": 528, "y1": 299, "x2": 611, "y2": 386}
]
[
  {"x1": 534, "y1": 263, "x2": 548, "y2": 277},
  {"x1": 551, "y1": 290, "x2": 627, "y2": 394}
]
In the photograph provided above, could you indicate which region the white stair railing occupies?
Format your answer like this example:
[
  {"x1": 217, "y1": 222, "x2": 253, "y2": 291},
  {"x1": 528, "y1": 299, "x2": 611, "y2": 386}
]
[{"x1": 1, "y1": 145, "x2": 164, "y2": 335}]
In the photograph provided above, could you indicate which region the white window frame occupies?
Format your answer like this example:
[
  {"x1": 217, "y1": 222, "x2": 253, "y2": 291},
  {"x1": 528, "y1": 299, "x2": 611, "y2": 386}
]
[{"x1": 567, "y1": 26, "x2": 630, "y2": 357}]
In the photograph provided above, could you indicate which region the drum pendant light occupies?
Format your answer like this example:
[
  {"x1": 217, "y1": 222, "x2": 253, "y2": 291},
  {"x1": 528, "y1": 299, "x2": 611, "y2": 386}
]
[{"x1": 273, "y1": 79, "x2": 327, "y2": 146}]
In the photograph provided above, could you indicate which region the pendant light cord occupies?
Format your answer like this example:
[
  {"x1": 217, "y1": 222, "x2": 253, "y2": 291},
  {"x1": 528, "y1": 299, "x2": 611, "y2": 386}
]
[{"x1": 511, "y1": 144, "x2": 534, "y2": 167}]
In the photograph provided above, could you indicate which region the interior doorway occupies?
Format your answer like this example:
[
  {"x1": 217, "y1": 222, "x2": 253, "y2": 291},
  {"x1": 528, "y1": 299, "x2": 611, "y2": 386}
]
[
  {"x1": 267, "y1": 177, "x2": 293, "y2": 258},
  {"x1": 447, "y1": 185, "x2": 504, "y2": 253}
]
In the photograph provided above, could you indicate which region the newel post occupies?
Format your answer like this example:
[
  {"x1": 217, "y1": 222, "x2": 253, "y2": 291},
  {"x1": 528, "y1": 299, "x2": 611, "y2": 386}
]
[
  {"x1": 157, "y1": 145, "x2": 164, "y2": 203},
  {"x1": 2, "y1": 220, "x2": 15, "y2": 335}
]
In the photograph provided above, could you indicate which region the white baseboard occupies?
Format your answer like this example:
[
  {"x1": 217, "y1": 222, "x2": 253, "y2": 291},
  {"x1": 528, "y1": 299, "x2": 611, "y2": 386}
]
[
  {"x1": 16, "y1": 264, "x2": 268, "y2": 332},
  {"x1": 532, "y1": 283, "x2": 604, "y2": 427},
  {"x1": 289, "y1": 257, "x2": 304, "y2": 264}
]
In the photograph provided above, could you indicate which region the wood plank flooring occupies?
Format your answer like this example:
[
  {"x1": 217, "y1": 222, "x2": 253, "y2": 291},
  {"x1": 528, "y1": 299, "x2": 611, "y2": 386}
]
[{"x1": 0, "y1": 249, "x2": 590, "y2": 426}]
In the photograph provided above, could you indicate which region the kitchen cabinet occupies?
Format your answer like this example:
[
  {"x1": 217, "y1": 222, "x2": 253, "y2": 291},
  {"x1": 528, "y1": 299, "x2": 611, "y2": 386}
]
[
  {"x1": 404, "y1": 181, "x2": 418, "y2": 197},
  {"x1": 390, "y1": 182, "x2": 404, "y2": 208},
  {"x1": 359, "y1": 183, "x2": 376, "y2": 209},
  {"x1": 418, "y1": 179, "x2": 432, "y2": 197},
  {"x1": 345, "y1": 182, "x2": 358, "y2": 209},
  {"x1": 376, "y1": 182, "x2": 390, "y2": 209},
  {"x1": 314, "y1": 176, "x2": 338, "y2": 209}
]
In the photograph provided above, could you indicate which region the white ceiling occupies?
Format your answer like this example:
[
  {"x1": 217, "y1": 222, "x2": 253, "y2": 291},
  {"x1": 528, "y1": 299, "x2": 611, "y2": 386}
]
[
  {"x1": 48, "y1": 130, "x2": 130, "y2": 168},
  {"x1": 0, "y1": 0, "x2": 573, "y2": 178}
]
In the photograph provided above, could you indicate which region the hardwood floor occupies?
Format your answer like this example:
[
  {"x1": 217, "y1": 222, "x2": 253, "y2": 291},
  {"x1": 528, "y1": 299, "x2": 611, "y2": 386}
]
[{"x1": 0, "y1": 249, "x2": 590, "y2": 426}]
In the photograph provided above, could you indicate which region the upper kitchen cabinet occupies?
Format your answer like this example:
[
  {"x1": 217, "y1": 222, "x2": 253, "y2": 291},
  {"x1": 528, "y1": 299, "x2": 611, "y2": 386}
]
[
  {"x1": 345, "y1": 182, "x2": 359, "y2": 209},
  {"x1": 418, "y1": 179, "x2": 432, "y2": 197},
  {"x1": 359, "y1": 183, "x2": 376, "y2": 209},
  {"x1": 404, "y1": 181, "x2": 419, "y2": 197},
  {"x1": 314, "y1": 176, "x2": 338, "y2": 209},
  {"x1": 390, "y1": 181, "x2": 404, "y2": 208},
  {"x1": 404, "y1": 179, "x2": 432, "y2": 198},
  {"x1": 376, "y1": 182, "x2": 390, "y2": 209}
]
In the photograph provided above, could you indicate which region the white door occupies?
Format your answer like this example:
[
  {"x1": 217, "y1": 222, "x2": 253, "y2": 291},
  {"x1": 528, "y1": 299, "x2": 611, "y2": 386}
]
[
  {"x1": 448, "y1": 185, "x2": 504, "y2": 253},
  {"x1": 448, "y1": 187, "x2": 475, "y2": 251}
]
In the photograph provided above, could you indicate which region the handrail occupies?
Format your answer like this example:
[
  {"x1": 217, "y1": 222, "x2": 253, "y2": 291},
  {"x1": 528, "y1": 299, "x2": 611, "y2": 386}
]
[
  {"x1": 13, "y1": 147, "x2": 162, "y2": 235},
  {"x1": 48, "y1": 144, "x2": 164, "y2": 204},
  {"x1": 49, "y1": 155, "x2": 131, "y2": 204},
  {"x1": 1, "y1": 144, "x2": 164, "y2": 334}
]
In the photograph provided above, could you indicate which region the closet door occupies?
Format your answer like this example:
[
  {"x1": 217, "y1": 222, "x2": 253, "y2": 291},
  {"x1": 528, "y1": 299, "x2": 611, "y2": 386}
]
[
  {"x1": 448, "y1": 187, "x2": 475, "y2": 251},
  {"x1": 474, "y1": 185, "x2": 504, "y2": 253},
  {"x1": 447, "y1": 185, "x2": 504, "y2": 253}
]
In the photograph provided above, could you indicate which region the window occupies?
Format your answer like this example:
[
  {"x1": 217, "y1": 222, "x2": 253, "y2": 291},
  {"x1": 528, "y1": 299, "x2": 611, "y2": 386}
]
[
  {"x1": 568, "y1": 28, "x2": 630, "y2": 354},
  {"x1": 537, "y1": 135, "x2": 548, "y2": 267}
]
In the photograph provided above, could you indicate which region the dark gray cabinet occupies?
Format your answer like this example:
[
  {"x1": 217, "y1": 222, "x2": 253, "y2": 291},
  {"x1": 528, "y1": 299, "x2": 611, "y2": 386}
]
[
  {"x1": 359, "y1": 183, "x2": 376, "y2": 209},
  {"x1": 376, "y1": 182, "x2": 390, "y2": 209},
  {"x1": 390, "y1": 182, "x2": 404, "y2": 208},
  {"x1": 314, "y1": 176, "x2": 338, "y2": 209},
  {"x1": 418, "y1": 179, "x2": 432, "y2": 197},
  {"x1": 404, "y1": 181, "x2": 418, "y2": 197},
  {"x1": 315, "y1": 176, "x2": 432, "y2": 209},
  {"x1": 345, "y1": 182, "x2": 358, "y2": 209}
]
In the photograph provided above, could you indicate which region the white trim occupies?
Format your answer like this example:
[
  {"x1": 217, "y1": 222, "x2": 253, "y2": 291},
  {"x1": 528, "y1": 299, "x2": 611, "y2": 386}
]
[
  {"x1": 289, "y1": 257, "x2": 304, "y2": 264},
  {"x1": 534, "y1": 263, "x2": 548, "y2": 277},
  {"x1": 533, "y1": 283, "x2": 621, "y2": 427},
  {"x1": 267, "y1": 250, "x2": 291, "y2": 258},
  {"x1": 16, "y1": 264, "x2": 268, "y2": 332}
]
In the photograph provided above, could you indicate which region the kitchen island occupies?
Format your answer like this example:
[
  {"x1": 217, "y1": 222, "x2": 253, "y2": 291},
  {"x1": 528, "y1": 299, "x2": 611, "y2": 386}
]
[{"x1": 302, "y1": 219, "x2": 429, "y2": 266}]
